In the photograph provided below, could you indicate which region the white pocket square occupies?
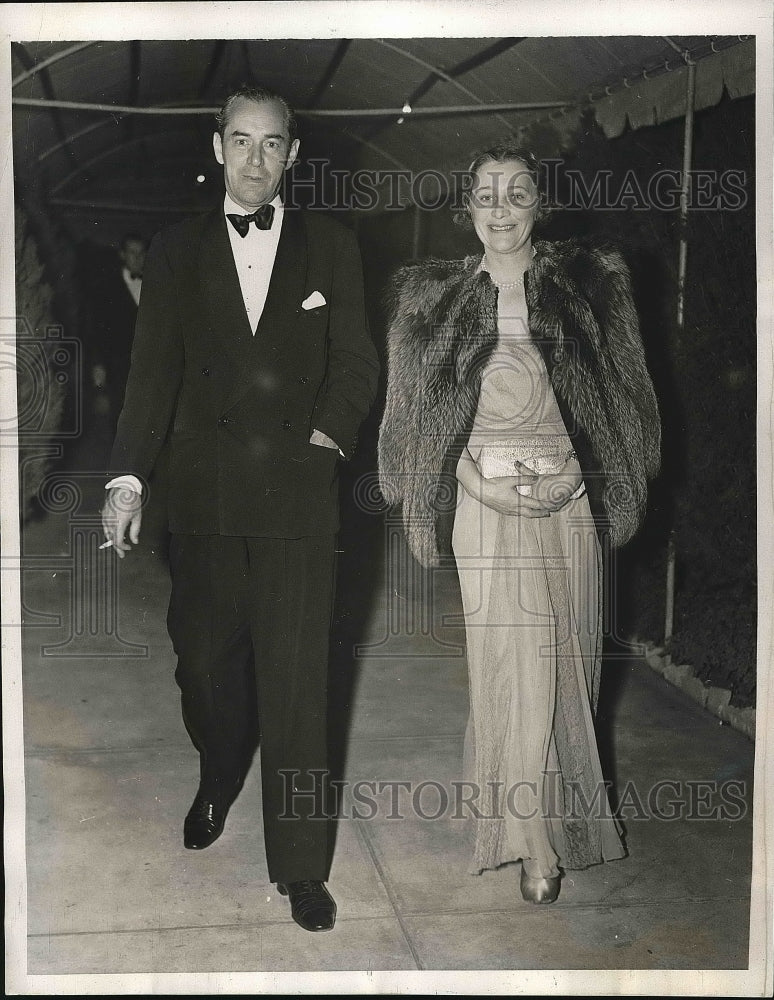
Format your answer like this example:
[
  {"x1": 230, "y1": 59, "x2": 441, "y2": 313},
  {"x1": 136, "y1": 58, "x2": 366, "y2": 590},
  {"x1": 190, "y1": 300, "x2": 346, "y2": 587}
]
[{"x1": 302, "y1": 290, "x2": 327, "y2": 310}]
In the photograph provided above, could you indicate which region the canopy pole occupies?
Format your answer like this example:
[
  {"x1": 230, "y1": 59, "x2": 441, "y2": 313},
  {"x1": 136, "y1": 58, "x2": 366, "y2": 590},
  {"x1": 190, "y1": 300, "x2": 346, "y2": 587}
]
[
  {"x1": 12, "y1": 41, "x2": 97, "y2": 87},
  {"x1": 676, "y1": 58, "x2": 697, "y2": 332},
  {"x1": 665, "y1": 54, "x2": 696, "y2": 664},
  {"x1": 412, "y1": 205, "x2": 423, "y2": 259},
  {"x1": 12, "y1": 96, "x2": 571, "y2": 117},
  {"x1": 48, "y1": 197, "x2": 196, "y2": 214}
]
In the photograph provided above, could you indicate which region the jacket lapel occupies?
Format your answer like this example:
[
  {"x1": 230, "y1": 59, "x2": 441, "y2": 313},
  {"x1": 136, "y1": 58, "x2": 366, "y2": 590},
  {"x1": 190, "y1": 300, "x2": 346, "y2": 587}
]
[
  {"x1": 253, "y1": 207, "x2": 307, "y2": 343},
  {"x1": 199, "y1": 209, "x2": 254, "y2": 359}
]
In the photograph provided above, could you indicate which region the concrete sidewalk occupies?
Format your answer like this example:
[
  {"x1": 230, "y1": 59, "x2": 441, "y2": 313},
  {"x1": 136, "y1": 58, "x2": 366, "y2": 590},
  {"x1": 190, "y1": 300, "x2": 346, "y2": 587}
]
[{"x1": 16, "y1": 469, "x2": 755, "y2": 980}]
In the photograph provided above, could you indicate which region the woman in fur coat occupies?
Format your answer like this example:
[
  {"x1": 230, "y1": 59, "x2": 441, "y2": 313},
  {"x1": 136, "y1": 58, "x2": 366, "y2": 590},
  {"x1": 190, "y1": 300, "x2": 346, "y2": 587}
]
[{"x1": 378, "y1": 143, "x2": 661, "y2": 904}]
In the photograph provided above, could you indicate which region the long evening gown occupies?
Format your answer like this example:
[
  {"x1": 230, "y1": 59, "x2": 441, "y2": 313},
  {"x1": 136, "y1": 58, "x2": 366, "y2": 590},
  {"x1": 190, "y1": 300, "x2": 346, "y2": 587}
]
[{"x1": 451, "y1": 275, "x2": 626, "y2": 878}]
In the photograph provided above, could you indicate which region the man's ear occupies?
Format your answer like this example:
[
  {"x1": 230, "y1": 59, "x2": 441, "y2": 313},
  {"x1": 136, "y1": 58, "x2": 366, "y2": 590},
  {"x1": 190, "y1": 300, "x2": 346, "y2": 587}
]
[
  {"x1": 213, "y1": 131, "x2": 224, "y2": 165},
  {"x1": 285, "y1": 138, "x2": 300, "y2": 172}
]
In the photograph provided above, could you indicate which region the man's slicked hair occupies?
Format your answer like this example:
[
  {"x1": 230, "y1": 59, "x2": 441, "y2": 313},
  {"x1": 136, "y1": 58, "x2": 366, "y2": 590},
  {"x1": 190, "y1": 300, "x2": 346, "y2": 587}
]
[{"x1": 215, "y1": 84, "x2": 297, "y2": 143}]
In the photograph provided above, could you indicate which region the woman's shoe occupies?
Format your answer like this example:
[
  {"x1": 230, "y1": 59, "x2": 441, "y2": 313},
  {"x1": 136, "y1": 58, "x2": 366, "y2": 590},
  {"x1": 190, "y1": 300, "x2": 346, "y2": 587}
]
[{"x1": 520, "y1": 864, "x2": 561, "y2": 904}]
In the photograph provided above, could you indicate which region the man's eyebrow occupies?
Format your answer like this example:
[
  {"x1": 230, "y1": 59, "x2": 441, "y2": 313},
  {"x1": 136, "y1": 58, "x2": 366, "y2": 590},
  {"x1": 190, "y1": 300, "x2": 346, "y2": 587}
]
[{"x1": 228, "y1": 129, "x2": 287, "y2": 141}]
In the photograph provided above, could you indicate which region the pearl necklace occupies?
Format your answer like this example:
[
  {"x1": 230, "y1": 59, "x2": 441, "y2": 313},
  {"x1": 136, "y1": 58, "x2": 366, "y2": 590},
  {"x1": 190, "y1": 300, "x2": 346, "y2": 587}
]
[
  {"x1": 491, "y1": 275, "x2": 524, "y2": 289},
  {"x1": 484, "y1": 247, "x2": 534, "y2": 289}
]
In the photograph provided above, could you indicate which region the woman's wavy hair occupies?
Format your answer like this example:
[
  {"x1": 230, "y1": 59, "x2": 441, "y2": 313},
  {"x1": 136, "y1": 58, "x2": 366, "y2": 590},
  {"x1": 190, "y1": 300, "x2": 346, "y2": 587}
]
[{"x1": 453, "y1": 142, "x2": 553, "y2": 230}]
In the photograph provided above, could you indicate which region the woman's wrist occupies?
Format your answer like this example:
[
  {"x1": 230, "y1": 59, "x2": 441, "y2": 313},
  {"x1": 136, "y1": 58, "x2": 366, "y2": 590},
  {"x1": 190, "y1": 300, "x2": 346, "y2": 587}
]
[
  {"x1": 456, "y1": 451, "x2": 484, "y2": 501},
  {"x1": 459, "y1": 471, "x2": 485, "y2": 502}
]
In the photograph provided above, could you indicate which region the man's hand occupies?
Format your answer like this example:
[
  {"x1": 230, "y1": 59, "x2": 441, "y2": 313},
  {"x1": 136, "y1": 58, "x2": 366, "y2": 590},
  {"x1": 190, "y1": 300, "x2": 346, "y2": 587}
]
[{"x1": 101, "y1": 487, "x2": 142, "y2": 559}]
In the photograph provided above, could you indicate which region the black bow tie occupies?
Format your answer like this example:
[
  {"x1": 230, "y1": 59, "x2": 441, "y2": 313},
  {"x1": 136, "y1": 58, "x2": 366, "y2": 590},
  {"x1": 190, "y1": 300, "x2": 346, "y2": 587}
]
[{"x1": 226, "y1": 204, "x2": 275, "y2": 237}]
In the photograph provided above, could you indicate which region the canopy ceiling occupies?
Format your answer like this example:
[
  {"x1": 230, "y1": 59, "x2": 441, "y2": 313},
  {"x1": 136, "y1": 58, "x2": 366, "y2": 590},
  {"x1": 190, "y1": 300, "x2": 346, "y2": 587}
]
[{"x1": 11, "y1": 34, "x2": 755, "y2": 225}]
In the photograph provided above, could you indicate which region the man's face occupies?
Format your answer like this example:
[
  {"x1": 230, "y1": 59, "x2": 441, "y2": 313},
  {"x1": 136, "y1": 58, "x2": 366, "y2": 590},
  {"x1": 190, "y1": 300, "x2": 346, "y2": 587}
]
[
  {"x1": 213, "y1": 97, "x2": 299, "y2": 211},
  {"x1": 120, "y1": 239, "x2": 146, "y2": 279}
]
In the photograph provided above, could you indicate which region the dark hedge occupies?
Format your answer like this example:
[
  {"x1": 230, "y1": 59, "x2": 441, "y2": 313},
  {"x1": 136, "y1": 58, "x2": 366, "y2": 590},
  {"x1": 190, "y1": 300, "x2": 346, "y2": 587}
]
[{"x1": 15, "y1": 207, "x2": 68, "y2": 522}]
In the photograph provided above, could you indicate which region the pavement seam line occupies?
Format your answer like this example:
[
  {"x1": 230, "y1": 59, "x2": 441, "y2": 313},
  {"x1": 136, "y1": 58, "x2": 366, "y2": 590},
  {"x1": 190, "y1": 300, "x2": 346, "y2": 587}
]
[
  {"x1": 27, "y1": 912, "x2": 407, "y2": 939},
  {"x1": 353, "y1": 817, "x2": 425, "y2": 971}
]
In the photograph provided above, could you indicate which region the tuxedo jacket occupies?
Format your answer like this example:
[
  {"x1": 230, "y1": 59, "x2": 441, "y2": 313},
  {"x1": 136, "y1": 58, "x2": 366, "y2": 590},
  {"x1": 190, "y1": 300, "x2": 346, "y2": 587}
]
[{"x1": 109, "y1": 206, "x2": 379, "y2": 537}]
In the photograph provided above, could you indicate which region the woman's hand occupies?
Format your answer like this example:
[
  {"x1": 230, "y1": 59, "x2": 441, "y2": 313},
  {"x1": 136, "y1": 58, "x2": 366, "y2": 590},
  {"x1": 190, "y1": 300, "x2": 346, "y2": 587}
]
[
  {"x1": 458, "y1": 447, "x2": 550, "y2": 517},
  {"x1": 526, "y1": 456, "x2": 584, "y2": 513},
  {"x1": 456, "y1": 446, "x2": 580, "y2": 517},
  {"x1": 479, "y1": 475, "x2": 551, "y2": 517}
]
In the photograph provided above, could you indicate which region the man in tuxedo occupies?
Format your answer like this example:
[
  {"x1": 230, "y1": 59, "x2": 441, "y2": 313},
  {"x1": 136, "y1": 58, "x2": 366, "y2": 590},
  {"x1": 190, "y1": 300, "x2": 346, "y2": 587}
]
[{"x1": 101, "y1": 85, "x2": 379, "y2": 932}]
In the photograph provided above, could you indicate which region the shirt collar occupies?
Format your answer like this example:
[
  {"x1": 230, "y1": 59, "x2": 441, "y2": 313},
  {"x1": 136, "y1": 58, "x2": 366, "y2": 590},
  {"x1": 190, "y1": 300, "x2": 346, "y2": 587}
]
[{"x1": 223, "y1": 191, "x2": 283, "y2": 220}]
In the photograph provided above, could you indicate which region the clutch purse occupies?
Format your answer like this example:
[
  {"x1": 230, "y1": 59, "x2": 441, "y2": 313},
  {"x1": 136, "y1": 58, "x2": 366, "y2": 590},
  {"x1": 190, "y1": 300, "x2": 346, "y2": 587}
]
[{"x1": 478, "y1": 436, "x2": 584, "y2": 498}]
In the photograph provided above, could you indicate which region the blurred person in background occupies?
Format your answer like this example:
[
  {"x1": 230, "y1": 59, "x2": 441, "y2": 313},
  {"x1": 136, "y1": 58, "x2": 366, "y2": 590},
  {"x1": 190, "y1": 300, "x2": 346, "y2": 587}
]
[{"x1": 83, "y1": 232, "x2": 147, "y2": 444}]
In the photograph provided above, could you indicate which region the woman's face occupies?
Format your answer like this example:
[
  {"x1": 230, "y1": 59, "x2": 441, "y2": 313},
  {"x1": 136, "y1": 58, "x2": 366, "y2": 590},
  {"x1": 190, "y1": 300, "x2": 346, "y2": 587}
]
[{"x1": 468, "y1": 158, "x2": 539, "y2": 257}]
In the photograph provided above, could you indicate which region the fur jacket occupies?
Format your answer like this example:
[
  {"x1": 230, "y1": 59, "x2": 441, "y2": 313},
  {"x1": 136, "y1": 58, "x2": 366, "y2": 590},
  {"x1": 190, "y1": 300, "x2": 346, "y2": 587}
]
[{"x1": 378, "y1": 239, "x2": 661, "y2": 567}]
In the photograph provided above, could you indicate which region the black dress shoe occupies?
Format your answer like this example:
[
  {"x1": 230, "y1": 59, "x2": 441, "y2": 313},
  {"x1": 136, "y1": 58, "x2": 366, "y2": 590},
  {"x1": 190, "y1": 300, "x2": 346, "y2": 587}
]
[
  {"x1": 183, "y1": 794, "x2": 227, "y2": 850},
  {"x1": 277, "y1": 880, "x2": 336, "y2": 931}
]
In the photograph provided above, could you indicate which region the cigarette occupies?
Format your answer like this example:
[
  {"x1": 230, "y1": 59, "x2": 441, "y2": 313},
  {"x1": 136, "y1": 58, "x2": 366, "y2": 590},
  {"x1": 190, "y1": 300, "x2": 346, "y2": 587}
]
[{"x1": 99, "y1": 540, "x2": 114, "y2": 549}]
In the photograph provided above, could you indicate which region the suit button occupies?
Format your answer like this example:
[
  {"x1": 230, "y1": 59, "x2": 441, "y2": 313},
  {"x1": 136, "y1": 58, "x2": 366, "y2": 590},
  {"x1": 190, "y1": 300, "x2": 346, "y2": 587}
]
[
  {"x1": 201, "y1": 367, "x2": 210, "y2": 376},
  {"x1": 282, "y1": 419, "x2": 292, "y2": 430},
  {"x1": 299, "y1": 376, "x2": 308, "y2": 384},
  {"x1": 219, "y1": 416, "x2": 230, "y2": 426}
]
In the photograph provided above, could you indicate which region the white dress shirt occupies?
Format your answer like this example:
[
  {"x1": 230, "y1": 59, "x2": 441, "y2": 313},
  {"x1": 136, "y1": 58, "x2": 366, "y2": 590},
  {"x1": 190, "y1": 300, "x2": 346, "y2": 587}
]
[
  {"x1": 121, "y1": 267, "x2": 142, "y2": 307},
  {"x1": 224, "y1": 191, "x2": 283, "y2": 333}
]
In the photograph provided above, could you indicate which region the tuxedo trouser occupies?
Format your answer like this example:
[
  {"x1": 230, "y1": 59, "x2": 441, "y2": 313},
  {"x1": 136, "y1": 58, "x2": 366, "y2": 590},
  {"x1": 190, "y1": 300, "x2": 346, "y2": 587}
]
[{"x1": 167, "y1": 532, "x2": 335, "y2": 883}]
